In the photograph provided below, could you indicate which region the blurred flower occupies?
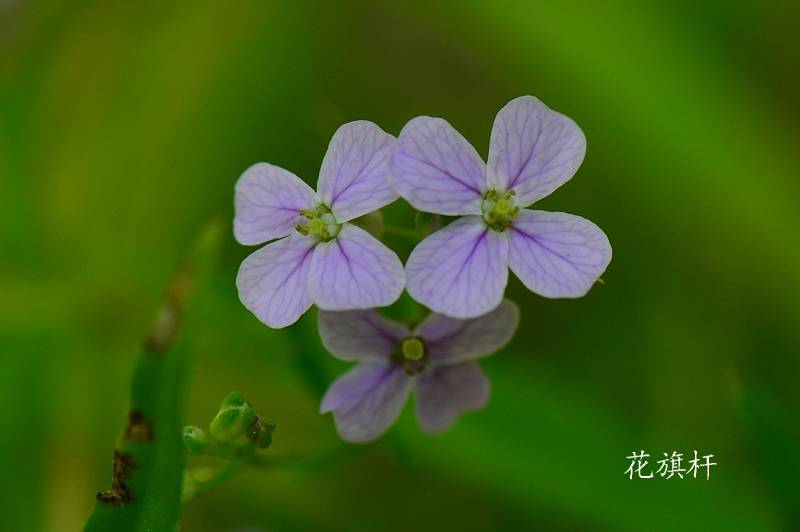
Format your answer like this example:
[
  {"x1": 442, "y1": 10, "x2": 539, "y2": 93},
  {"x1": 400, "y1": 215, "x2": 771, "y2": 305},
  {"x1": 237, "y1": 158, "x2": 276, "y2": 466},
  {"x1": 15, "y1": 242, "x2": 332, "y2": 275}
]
[
  {"x1": 319, "y1": 300, "x2": 519, "y2": 442},
  {"x1": 390, "y1": 96, "x2": 612, "y2": 318},
  {"x1": 235, "y1": 121, "x2": 405, "y2": 328}
]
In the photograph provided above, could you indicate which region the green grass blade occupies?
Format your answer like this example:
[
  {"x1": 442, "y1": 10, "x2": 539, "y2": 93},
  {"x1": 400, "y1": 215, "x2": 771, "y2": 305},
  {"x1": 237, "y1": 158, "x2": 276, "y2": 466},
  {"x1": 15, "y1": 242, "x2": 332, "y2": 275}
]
[{"x1": 84, "y1": 220, "x2": 223, "y2": 532}]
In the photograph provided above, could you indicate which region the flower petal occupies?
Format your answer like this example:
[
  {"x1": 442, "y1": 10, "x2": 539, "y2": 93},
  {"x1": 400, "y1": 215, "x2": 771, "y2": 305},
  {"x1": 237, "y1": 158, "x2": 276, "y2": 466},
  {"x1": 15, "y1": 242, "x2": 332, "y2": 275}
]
[
  {"x1": 486, "y1": 96, "x2": 586, "y2": 207},
  {"x1": 415, "y1": 361, "x2": 490, "y2": 432},
  {"x1": 508, "y1": 209, "x2": 611, "y2": 298},
  {"x1": 321, "y1": 363, "x2": 411, "y2": 443},
  {"x1": 390, "y1": 116, "x2": 485, "y2": 215},
  {"x1": 317, "y1": 121, "x2": 398, "y2": 223},
  {"x1": 415, "y1": 299, "x2": 519, "y2": 364},
  {"x1": 234, "y1": 162, "x2": 318, "y2": 245},
  {"x1": 406, "y1": 216, "x2": 509, "y2": 319},
  {"x1": 236, "y1": 234, "x2": 316, "y2": 328},
  {"x1": 308, "y1": 224, "x2": 405, "y2": 310},
  {"x1": 317, "y1": 309, "x2": 408, "y2": 362}
]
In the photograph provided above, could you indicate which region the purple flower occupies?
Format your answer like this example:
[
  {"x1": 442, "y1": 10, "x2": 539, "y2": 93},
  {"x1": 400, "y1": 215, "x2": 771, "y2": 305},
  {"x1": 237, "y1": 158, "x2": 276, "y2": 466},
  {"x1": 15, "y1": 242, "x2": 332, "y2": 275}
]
[
  {"x1": 319, "y1": 300, "x2": 519, "y2": 442},
  {"x1": 234, "y1": 121, "x2": 405, "y2": 328},
  {"x1": 390, "y1": 96, "x2": 612, "y2": 318}
]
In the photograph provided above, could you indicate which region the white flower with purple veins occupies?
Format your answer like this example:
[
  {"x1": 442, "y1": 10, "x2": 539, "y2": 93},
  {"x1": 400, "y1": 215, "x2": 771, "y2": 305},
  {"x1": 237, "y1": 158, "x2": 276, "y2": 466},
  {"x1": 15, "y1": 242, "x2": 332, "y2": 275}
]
[
  {"x1": 390, "y1": 95, "x2": 612, "y2": 318},
  {"x1": 319, "y1": 300, "x2": 519, "y2": 442},
  {"x1": 234, "y1": 121, "x2": 405, "y2": 328}
]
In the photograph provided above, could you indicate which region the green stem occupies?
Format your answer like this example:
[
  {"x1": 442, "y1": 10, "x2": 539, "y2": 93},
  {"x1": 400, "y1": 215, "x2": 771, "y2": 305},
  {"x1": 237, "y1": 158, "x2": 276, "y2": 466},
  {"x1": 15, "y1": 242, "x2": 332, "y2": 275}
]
[
  {"x1": 84, "y1": 220, "x2": 223, "y2": 532},
  {"x1": 185, "y1": 443, "x2": 253, "y2": 501},
  {"x1": 188, "y1": 462, "x2": 239, "y2": 501},
  {"x1": 287, "y1": 313, "x2": 328, "y2": 397},
  {"x1": 382, "y1": 224, "x2": 420, "y2": 240},
  {"x1": 246, "y1": 444, "x2": 352, "y2": 473}
]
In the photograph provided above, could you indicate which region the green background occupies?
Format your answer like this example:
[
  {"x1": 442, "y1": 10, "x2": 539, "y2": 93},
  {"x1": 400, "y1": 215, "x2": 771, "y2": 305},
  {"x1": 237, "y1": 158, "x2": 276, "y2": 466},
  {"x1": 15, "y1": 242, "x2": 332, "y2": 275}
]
[{"x1": 2, "y1": 1, "x2": 799, "y2": 530}]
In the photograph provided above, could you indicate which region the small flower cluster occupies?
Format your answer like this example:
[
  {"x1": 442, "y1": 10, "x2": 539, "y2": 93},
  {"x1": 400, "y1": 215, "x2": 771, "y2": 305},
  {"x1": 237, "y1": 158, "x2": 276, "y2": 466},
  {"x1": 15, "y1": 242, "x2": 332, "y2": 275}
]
[{"x1": 234, "y1": 96, "x2": 612, "y2": 442}]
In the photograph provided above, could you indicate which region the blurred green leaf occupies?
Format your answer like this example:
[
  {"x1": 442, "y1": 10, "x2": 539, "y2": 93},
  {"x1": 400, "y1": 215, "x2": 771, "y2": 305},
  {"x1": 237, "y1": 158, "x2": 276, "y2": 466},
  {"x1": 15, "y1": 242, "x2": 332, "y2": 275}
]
[{"x1": 84, "y1": 221, "x2": 222, "y2": 531}]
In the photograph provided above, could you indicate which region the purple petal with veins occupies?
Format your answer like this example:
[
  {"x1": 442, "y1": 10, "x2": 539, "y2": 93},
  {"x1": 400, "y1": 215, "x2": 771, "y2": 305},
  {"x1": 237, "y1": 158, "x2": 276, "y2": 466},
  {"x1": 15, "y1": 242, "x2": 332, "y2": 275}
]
[
  {"x1": 415, "y1": 299, "x2": 519, "y2": 364},
  {"x1": 317, "y1": 309, "x2": 408, "y2": 362},
  {"x1": 308, "y1": 224, "x2": 405, "y2": 310},
  {"x1": 406, "y1": 216, "x2": 509, "y2": 319},
  {"x1": 317, "y1": 121, "x2": 397, "y2": 223},
  {"x1": 234, "y1": 163, "x2": 318, "y2": 245},
  {"x1": 321, "y1": 363, "x2": 411, "y2": 443},
  {"x1": 414, "y1": 361, "x2": 490, "y2": 432},
  {"x1": 508, "y1": 209, "x2": 611, "y2": 298},
  {"x1": 486, "y1": 96, "x2": 585, "y2": 207},
  {"x1": 236, "y1": 233, "x2": 316, "y2": 328},
  {"x1": 390, "y1": 116, "x2": 485, "y2": 216}
]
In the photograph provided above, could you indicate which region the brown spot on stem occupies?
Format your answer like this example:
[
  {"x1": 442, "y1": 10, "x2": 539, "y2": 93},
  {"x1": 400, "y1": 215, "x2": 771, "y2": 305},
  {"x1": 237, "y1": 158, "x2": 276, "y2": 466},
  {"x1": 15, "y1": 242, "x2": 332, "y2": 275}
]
[
  {"x1": 96, "y1": 451, "x2": 136, "y2": 506},
  {"x1": 124, "y1": 410, "x2": 154, "y2": 442},
  {"x1": 145, "y1": 268, "x2": 193, "y2": 353}
]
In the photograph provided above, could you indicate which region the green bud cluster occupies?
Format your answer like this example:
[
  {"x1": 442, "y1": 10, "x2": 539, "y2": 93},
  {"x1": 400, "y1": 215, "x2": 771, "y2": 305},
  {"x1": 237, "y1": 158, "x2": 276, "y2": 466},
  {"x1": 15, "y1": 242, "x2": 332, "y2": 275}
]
[
  {"x1": 182, "y1": 391, "x2": 278, "y2": 458},
  {"x1": 482, "y1": 189, "x2": 519, "y2": 231},
  {"x1": 180, "y1": 391, "x2": 278, "y2": 502},
  {"x1": 296, "y1": 204, "x2": 342, "y2": 241},
  {"x1": 209, "y1": 391, "x2": 256, "y2": 443}
]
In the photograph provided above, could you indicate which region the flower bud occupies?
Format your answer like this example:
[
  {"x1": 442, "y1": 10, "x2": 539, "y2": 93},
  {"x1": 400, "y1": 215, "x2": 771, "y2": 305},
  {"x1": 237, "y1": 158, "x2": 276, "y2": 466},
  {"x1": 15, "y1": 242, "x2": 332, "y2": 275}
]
[
  {"x1": 182, "y1": 425, "x2": 211, "y2": 455},
  {"x1": 209, "y1": 391, "x2": 255, "y2": 443},
  {"x1": 247, "y1": 416, "x2": 277, "y2": 449}
]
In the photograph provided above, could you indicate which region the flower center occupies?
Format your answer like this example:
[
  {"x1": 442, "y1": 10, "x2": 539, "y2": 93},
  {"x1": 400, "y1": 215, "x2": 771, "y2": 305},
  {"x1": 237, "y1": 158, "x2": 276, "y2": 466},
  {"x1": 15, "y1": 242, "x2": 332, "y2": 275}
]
[
  {"x1": 402, "y1": 337, "x2": 424, "y2": 360},
  {"x1": 482, "y1": 189, "x2": 519, "y2": 232},
  {"x1": 392, "y1": 336, "x2": 427, "y2": 375},
  {"x1": 296, "y1": 204, "x2": 342, "y2": 241}
]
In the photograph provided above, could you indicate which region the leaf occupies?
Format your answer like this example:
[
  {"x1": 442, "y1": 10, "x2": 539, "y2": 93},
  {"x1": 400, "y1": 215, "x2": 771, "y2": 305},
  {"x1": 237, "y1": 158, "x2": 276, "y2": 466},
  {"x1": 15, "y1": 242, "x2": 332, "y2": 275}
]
[{"x1": 84, "y1": 220, "x2": 223, "y2": 532}]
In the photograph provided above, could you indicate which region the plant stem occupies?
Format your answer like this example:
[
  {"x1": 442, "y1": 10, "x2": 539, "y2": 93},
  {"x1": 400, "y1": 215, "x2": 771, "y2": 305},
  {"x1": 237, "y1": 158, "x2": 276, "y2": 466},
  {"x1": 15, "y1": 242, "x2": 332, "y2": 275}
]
[
  {"x1": 84, "y1": 220, "x2": 223, "y2": 532},
  {"x1": 382, "y1": 224, "x2": 420, "y2": 239},
  {"x1": 186, "y1": 445, "x2": 251, "y2": 500}
]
